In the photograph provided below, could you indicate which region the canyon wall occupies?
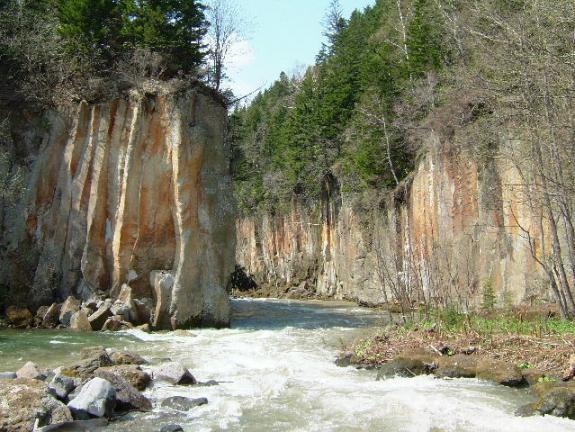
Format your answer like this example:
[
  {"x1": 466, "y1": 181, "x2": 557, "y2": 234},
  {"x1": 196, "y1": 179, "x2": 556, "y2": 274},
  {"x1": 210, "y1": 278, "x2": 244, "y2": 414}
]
[
  {"x1": 236, "y1": 134, "x2": 550, "y2": 309},
  {"x1": 1, "y1": 82, "x2": 235, "y2": 328}
]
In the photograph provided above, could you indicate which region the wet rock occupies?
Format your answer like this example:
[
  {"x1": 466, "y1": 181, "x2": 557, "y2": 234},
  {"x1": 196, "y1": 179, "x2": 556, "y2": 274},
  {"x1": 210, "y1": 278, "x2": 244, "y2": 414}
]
[
  {"x1": 476, "y1": 359, "x2": 525, "y2": 387},
  {"x1": 376, "y1": 351, "x2": 437, "y2": 380},
  {"x1": 160, "y1": 425, "x2": 184, "y2": 432},
  {"x1": 88, "y1": 300, "x2": 113, "y2": 331},
  {"x1": 160, "y1": 396, "x2": 208, "y2": 411},
  {"x1": 435, "y1": 355, "x2": 477, "y2": 379},
  {"x1": 335, "y1": 351, "x2": 358, "y2": 367},
  {"x1": 0, "y1": 378, "x2": 72, "y2": 431},
  {"x1": 42, "y1": 303, "x2": 62, "y2": 328},
  {"x1": 60, "y1": 348, "x2": 112, "y2": 380},
  {"x1": 151, "y1": 270, "x2": 174, "y2": 329},
  {"x1": 49, "y1": 373, "x2": 80, "y2": 401},
  {"x1": 6, "y1": 305, "x2": 34, "y2": 328},
  {"x1": 133, "y1": 298, "x2": 153, "y2": 324},
  {"x1": 35, "y1": 305, "x2": 51, "y2": 326},
  {"x1": 101, "y1": 317, "x2": 132, "y2": 331},
  {"x1": 115, "y1": 285, "x2": 140, "y2": 323},
  {"x1": 0, "y1": 372, "x2": 17, "y2": 379},
  {"x1": 17, "y1": 361, "x2": 47, "y2": 380},
  {"x1": 197, "y1": 380, "x2": 219, "y2": 387},
  {"x1": 521, "y1": 368, "x2": 545, "y2": 386},
  {"x1": 520, "y1": 387, "x2": 575, "y2": 419},
  {"x1": 67, "y1": 377, "x2": 116, "y2": 419},
  {"x1": 110, "y1": 350, "x2": 147, "y2": 366},
  {"x1": 70, "y1": 310, "x2": 92, "y2": 332},
  {"x1": 59, "y1": 297, "x2": 81, "y2": 327},
  {"x1": 94, "y1": 365, "x2": 151, "y2": 391},
  {"x1": 34, "y1": 418, "x2": 109, "y2": 431},
  {"x1": 93, "y1": 369, "x2": 152, "y2": 412},
  {"x1": 153, "y1": 362, "x2": 197, "y2": 385},
  {"x1": 136, "y1": 323, "x2": 151, "y2": 332}
]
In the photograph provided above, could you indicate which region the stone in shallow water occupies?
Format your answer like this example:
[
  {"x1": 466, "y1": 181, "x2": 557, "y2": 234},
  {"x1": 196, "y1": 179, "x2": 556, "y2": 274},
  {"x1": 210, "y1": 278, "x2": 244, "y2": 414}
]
[
  {"x1": 17, "y1": 361, "x2": 47, "y2": 380},
  {"x1": 42, "y1": 303, "x2": 62, "y2": 328},
  {"x1": 67, "y1": 377, "x2": 116, "y2": 419},
  {"x1": 153, "y1": 362, "x2": 197, "y2": 385},
  {"x1": 160, "y1": 425, "x2": 184, "y2": 432},
  {"x1": 161, "y1": 396, "x2": 208, "y2": 411},
  {"x1": 59, "y1": 297, "x2": 81, "y2": 327},
  {"x1": 110, "y1": 350, "x2": 147, "y2": 366},
  {"x1": 49, "y1": 372, "x2": 79, "y2": 401},
  {"x1": 0, "y1": 372, "x2": 17, "y2": 379},
  {"x1": 34, "y1": 418, "x2": 109, "y2": 431},
  {"x1": 95, "y1": 365, "x2": 151, "y2": 391},
  {"x1": 69, "y1": 310, "x2": 92, "y2": 332},
  {"x1": 93, "y1": 368, "x2": 152, "y2": 412}
]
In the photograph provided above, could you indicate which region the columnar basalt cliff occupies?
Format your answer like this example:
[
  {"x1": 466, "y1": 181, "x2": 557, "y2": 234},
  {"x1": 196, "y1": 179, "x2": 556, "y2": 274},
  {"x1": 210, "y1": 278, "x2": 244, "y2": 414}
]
[
  {"x1": 1, "y1": 82, "x2": 235, "y2": 328},
  {"x1": 236, "y1": 134, "x2": 550, "y2": 309}
]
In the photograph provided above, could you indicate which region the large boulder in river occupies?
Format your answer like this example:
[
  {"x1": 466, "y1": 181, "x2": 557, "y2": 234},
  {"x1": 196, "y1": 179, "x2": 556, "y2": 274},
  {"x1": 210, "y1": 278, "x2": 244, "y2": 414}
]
[
  {"x1": 93, "y1": 369, "x2": 152, "y2": 412},
  {"x1": 94, "y1": 365, "x2": 151, "y2": 391},
  {"x1": 6, "y1": 306, "x2": 34, "y2": 328},
  {"x1": 0, "y1": 378, "x2": 73, "y2": 431},
  {"x1": 435, "y1": 355, "x2": 478, "y2": 379},
  {"x1": 42, "y1": 303, "x2": 62, "y2": 328},
  {"x1": 476, "y1": 358, "x2": 524, "y2": 387},
  {"x1": 67, "y1": 377, "x2": 116, "y2": 419},
  {"x1": 88, "y1": 300, "x2": 113, "y2": 330},
  {"x1": 69, "y1": 310, "x2": 92, "y2": 332},
  {"x1": 160, "y1": 396, "x2": 208, "y2": 411},
  {"x1": 110, "y1": 350, "x2": 147, "y2": 366},
  {"x1": 59, "y1": 297, "x2": 81, "y2": 327},
  {"x1": 60, "y1": 347, "x2": 112, "y2": 380},
  {"x1": 153, "y1": 362, "x2": 197, "y2": 385},
  {"x1": 376, "y1": 351, "x2": 437, "y2": 380}
]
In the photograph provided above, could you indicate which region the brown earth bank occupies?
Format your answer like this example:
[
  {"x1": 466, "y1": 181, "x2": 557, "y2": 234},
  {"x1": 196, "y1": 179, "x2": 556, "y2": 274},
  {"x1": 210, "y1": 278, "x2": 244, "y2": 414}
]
[{"x1": 337, "y1": 306, "x2": 575, "y2": 420}]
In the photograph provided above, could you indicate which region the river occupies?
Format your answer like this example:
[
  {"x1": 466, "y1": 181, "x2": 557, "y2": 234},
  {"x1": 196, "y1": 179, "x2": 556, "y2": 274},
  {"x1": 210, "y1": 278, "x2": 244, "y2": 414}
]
[{"x1": 1, "y1": 299, "x2": 574, "y2": 431}]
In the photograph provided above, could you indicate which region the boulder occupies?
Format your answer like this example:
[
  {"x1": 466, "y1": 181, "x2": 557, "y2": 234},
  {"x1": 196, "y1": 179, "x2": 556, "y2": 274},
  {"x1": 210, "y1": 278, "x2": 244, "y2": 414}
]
[
  {"x1": 88, "y1": 300, "x2": 113, "y2": 331},
  {"x1": 151, "y1": 270, "x2": 174, "y2": 329},
  {"x1": 69, "y1": 310, "x2": 92, "y2": 332},
  {"x1": 160, "y1": 425, "x2": 184, "y2": 432},
  {"x1": 93, "y1": 369, "x2": 152, "y2": 412},
  {"x1": 335, "y1": 351, "x2": 358, "y2": 368},
  {"x1": 160, "y1": 396, "x2": 208, "y2": 411},
  {"x1": 79, "y1": 346, "x2": 109, "y2": 361},
  {"x1": 34, "y1": 418, "x2": 109, "y2": 431},
  {"x1": 35, "y1": 305, "x2": 51, "y2": 327},
  {"x1": 101, "y1": 317, "x2": 132, "y2": 331},
  {"x1": 476, "y1": 358, "x2": 525, "y2": 387},
  {"x1": 6, "y1": 305, "x2": 34, "y2": 328},
  {"x1": 42, "y1": 303, "x2": 62, "y2": 328},
  {"x1": 136, "y1": 323, "x2": 151, "y2": 332},
  {"x1": 59, "y1": 297, "x2": 81, "y2": 327},
  {"x1": 17, "y1": 361, "x2": 47, "y2": 380},
  {"x1": 0, "y1": 378, "x2": 73, "y2": 432},
  {"x1": 49, "y1": 372, "x2": 80, "y2": 401},
  {"x1": 60, "y1": 348, "x2": 112, "y2": 380},
  {"x1": 133, "y1": 298, "x2": 153, "y2": 325},
  {"x1": 0, "y1": 372, "x2": 17, "y2": 379},
  {"x1": 521, "y1": 368, "x2": 546, "y2": 386},
  {"x1": 94, "y1": 365, "x2": 151, "y2": 391},
  {"x1": 376, "y1": 351, "x2": 437, "y2": 380},
  {"x1": 67, "y1": 377, "x2": 116, "y2": 419},
  {"x1": 110, "y1": 350, "x2": 147, "y2": 366},
  {"x1": 517, "y1": 387, "x2": 575, "y2": 419},
  {"x1": 435, "y1": 355, "x2": 478, "y2": 379},
  {"x1": 153, "y1": 362, "x2": 197, "y2": 385}
]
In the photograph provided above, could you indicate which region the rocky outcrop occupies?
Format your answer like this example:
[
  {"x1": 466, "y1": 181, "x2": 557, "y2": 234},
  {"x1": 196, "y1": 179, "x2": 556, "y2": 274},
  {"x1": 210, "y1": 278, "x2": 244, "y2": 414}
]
[
  {"x1": 1, "y1": 81, "x2": 235, "y2": 328},
  {"x1": 236, "y1": 134, "x2": 551, "y2": 308}
]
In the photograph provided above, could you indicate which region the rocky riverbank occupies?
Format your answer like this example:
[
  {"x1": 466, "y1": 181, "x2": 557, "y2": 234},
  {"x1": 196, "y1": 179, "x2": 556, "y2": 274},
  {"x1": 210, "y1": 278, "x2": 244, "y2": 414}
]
[
  {"x1": 337, "y1": 317, "x2": 575, "y2": 421},
  {"x1": 0, "y1": 346, "x2": 211, "y2": 432}
]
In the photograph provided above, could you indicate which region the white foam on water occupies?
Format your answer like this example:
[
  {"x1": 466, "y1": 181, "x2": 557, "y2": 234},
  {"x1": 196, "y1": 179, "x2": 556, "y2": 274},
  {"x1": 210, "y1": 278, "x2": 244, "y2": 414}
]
[{"x1": 124, "y1": 303, "x2": 575, "y2": 432}]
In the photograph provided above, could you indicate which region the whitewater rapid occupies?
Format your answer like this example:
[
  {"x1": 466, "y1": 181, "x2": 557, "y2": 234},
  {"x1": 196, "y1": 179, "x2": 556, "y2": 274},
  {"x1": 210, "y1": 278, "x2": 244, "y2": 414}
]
[{"x1": 104, "y1": 299, "x2": 575, "y2": 432}]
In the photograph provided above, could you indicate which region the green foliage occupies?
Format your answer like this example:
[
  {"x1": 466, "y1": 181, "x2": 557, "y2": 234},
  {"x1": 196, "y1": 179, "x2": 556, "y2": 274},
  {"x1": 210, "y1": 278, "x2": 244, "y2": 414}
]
[
  {"x1": 517, "y1": 362, "x2": 532, "y2": 369},
  {"x1": 231, "y1": 1, "x2": 452, "y2": 214},
  {"x1": 481, "y1": 280, "x2": 496, "y2": 311}
]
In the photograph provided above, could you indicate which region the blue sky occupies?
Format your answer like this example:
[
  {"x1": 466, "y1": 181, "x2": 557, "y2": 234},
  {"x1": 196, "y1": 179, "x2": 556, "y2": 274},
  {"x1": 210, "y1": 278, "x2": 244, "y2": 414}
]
[{"x1": 225, "y1": 0, "x2": 376, "y2": 97}]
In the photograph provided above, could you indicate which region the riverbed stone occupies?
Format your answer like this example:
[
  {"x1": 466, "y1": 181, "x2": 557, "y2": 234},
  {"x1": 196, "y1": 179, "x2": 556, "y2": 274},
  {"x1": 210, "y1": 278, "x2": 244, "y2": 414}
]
[
  {"x1": 160, "y1": 396, "x2": 208, "y2": 411},
  {"x1": 110, "y1": 350, "x2": 147, "y2": 366},
  {"x1": 435, "y1": 355, "x2": 478, "y2": 379},
  {"x1": 518, "y1": 387, "x2": 575, "y2": 419},
  {"x1": 160, "y1": 425, "x2": 184, "y2": 432},
  {"x1": 476, "y1": 358, "x2": 525, "y2": 387},
  {"x1": 153, "y1": 362, "x2": 197, "y2": 385},
  {"x1": 335, "y1": 351, "x2": 358, "y2": 367},
  {"x1": 60, "y1": 348, "x2": 112, "y2": 380},
  {"x1": 49, "y1": 373, "x2": 80, "y2": 401},
  {"x1": 34, "y1": 418, "x2": 109, "y2": 431},
  {"x1": 101, "y1": 316, "x2": 132, "y2": 331},
  {"x1": 17, "y1": 361, "x2": 47, "y2": 380},
  {"x1": 376, "y1": 351, "x2": 437, "y2": 380},
  {"x1": 88, "y1": 300, "x2": 113, "y2": 330},
  {"x1": 6, "y1": 305, "x2": 34, "y2": 328},
  {"x1": 94, "y1": 365, "x2": 151, "y2": 391},
  {"x1": 42, "y1": 303, "x2": 62, "y2": 328},
  {"x1": 92, "y1": 369, "x2": 151, "y2": 412},
  {"x1": 59, "y1": 297, "x2": 81, "y2": 327},
  {"x1": 0, "y1": 372, "x2": 17, "y2": 379},
  {"x1": 70, "y1": 310, "x2": 92, "y2": 332},
  {"x1": 0, "y1": 378, "x2": 73, "y2": 431},
  {"x1": 35, "y1": 305, "x2": 50, "y2": 326},
  {"x1": 67, "y1": 377, "x2": 116, "y2": 419}
]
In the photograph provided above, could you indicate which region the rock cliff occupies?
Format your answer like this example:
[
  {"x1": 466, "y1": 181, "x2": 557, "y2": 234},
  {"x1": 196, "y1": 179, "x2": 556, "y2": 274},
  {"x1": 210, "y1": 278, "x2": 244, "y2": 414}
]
[
  {"x1": 1, "y1": 82, "x2": 235, "y2": 328},
  {"x1": 236, "y1": 134, "x2": 549, "y2": 309}
]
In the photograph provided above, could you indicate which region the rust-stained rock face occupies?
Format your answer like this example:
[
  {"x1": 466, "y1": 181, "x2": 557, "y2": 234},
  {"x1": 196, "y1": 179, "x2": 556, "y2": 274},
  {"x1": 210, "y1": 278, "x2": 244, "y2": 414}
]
[
  {"x1": 236, "y1": 134, "x2": 550, "y2": 308},
  {"x1": 3, "y1": 82, "x2": 235, "y2": 328}
]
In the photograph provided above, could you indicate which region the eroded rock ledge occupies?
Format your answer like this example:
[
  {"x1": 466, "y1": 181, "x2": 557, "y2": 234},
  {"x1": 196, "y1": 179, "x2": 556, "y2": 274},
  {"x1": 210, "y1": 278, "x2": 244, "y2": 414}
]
[{"x1": 5, "y1": 81, "x2": 235, "y2": 328}]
